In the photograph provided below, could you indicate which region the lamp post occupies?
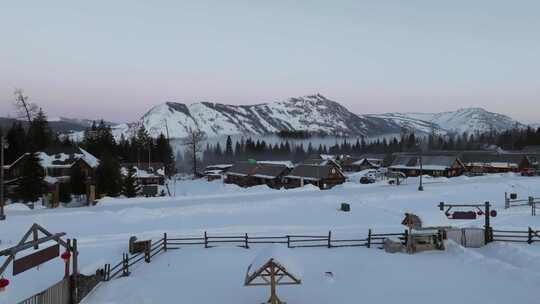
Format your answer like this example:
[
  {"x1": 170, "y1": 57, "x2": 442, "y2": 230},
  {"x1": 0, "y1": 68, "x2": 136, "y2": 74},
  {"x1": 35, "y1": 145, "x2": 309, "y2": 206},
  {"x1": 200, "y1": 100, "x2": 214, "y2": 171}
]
[
  {"x1": 0, "y1": 136, "x2": 8, "y2": 220},
  {"x1": 418, "y1": 148, "x2": 424, "y2": 191}
]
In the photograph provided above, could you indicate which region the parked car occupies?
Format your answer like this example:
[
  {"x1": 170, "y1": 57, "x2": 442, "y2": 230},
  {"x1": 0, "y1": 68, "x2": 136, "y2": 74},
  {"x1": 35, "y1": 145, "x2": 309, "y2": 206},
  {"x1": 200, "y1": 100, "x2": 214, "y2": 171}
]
[{"x1": 360, "y1": 176, "x2": 376, "y2": 184}]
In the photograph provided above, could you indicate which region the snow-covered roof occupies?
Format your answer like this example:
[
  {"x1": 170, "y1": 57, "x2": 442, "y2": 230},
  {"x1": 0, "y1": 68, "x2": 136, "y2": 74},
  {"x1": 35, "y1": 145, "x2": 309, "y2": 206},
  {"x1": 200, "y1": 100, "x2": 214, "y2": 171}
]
[
  {"x1": 35, "y1": 147, "x2": 100, "y2": 169},
  {"x1": 402, "y1": 211, "x2": 451, "y2": 230},
  {"x1": 121, "y1": 166, "x2": 164, "y2": 178},
  {"x1": 247, "y1": 245, "x2": 302, "y2": 278}
]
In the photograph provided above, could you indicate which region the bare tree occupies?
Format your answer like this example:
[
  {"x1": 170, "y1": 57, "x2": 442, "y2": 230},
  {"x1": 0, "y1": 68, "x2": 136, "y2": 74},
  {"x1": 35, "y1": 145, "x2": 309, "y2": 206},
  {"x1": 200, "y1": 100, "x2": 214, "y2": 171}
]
[
  {"x1": 182, "y1": 126, "x2": 206, "y2": 177},
  {"x1": 13, "y1": 88, "x2": 38, "y2": 124}
]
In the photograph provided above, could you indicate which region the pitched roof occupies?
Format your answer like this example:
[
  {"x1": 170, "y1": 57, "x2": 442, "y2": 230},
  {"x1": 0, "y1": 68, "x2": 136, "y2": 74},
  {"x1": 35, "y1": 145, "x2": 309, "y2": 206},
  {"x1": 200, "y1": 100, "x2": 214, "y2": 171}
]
[
  {"x1": 225, "y1": 162, "x2": 290, "y2": 179},
  {"x1": 390, "y1": 154, "x2": 462, "y2": 170},
  {"x1": 286, "y1": 164, "x2": 344, "y2": 181}
]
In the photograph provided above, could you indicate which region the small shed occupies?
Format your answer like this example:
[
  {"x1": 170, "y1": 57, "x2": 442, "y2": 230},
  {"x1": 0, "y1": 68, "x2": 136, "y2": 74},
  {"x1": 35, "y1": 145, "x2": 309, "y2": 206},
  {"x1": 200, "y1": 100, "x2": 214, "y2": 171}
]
[
  {"x1": 245, "y1": 245, "x2": 301, "y2": 304},
  {"x1": 401, "y1": 212, "x2": 450, "y2": 253}
]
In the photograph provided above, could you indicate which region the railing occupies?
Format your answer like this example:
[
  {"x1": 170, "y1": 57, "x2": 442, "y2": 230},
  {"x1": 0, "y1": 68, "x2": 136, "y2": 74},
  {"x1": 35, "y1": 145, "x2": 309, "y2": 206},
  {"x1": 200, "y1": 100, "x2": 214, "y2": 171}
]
[
  {"x1": 102, "y1": 229, "x2": 407, "y2": 281},
  {"x1": 491, "y1": 227, "x2": 540, "y2": 244},
  {"x1": 504, "y1": 194, "x2": 540, "y2": 216}
]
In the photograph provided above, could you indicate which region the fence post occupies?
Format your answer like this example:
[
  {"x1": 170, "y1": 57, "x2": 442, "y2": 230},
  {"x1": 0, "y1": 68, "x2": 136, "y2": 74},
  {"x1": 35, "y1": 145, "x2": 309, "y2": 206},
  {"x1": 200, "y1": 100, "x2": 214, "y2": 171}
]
[
  {"x1": 72, "y1": 238, "x2": 79, "y2": 304},
  {"x1": 122, "y1": 254, "x2": 128, "y2": 277},
  {"x1": 204, "y1": 231, "x2": 209, "y2": 248},
  {"x1": 367, "y1": 229, "x2": 372, "y2": 248},
  {"x1": 163, "y1": 233, "x2": 168, "y2": 252},
  {"x1": 287, "y1": 235, "x2": 290, "y2": 248},
  {"x1": 105, "y1": 264, "x2": 110, "y2": 281},
  {"x1": 484, "y1": 201, "x2": 491, "y2": 244},
  {"x1": 528, "y1": 227, "x2": 533, "y2": 244},
  {"x1": 504, "y1": 192, "x2": 509, "y2": 209},
  {"x1": 327, "y1": 231, "x2": 332, "y2": 248},
  {"x1": 403, "y1": 229, "x2": 409, "y2": 246},
  {"x1": 244, "y1": 233, "x2": 249, "y2": 249},
  {"x1": 145, "y1": 245, "x2": 151, "y2": 263}
]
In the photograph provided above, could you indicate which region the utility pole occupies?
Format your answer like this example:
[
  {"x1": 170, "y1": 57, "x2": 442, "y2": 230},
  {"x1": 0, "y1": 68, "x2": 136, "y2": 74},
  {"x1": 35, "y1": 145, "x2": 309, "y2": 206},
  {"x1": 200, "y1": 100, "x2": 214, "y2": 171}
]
[
  {"x1": 418, "y1": 147, "x2": 424, "y2": 191},
  {"x1": 1, "y1": 136, "x2": 8, "y2": 220}
]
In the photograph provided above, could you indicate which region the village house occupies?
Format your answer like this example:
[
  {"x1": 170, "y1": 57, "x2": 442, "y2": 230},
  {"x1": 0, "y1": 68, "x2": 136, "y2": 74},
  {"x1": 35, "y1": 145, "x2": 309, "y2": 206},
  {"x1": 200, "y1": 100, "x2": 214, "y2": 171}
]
[
  {"x1": 4, "y1": 147, "x2": 100, "y2": 185},
  {"x1": 302, "y1": 154, "x2": 342, "y2": 170},
  {"x1": 389, "y1": 153, "x2": 464, "y2": 177},
  {"x1": 284, "y1": 164, "x2": 346, "y2": 190},
  {"x1": 203, "y1": 164, "x2": 233, "y2": 181},
  {"x1": 224, "y1": 161, "x2": 292, "y2": 189},
  {"x1": 120, "y1": 162, "x2": 166, "y2": 186},
  {"x1": 459, "y1": 151, "x2": 523, "y2": 174},
  {"x1": 340, "y1": 154, "x2": 386, "y2": 172}
]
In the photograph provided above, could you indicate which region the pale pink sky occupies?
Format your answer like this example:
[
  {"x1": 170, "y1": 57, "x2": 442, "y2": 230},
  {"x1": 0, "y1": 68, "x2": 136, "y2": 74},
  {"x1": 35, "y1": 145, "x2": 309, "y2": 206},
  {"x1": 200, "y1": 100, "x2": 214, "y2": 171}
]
[{"x1": 1, "y1": 1, "x2": 539, "y2": 123}]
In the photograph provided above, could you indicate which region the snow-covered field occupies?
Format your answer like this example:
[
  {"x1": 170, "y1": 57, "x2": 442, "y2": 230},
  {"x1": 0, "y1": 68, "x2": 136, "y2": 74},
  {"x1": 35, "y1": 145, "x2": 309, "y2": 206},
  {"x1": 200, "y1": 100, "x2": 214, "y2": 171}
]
[{"x1": 1, "y1": 174, "x2": 540, "y2": 304}]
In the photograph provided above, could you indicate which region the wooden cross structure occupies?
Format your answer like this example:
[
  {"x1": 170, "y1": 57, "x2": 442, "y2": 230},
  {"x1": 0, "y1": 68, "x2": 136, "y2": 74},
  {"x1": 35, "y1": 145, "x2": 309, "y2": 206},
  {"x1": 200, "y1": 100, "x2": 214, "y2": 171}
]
[
  {"x1": 244, "y1": 258, "x2": 301, "y2": 304},
  {"x1": 0, "y1": 223, "x2": 77, "y2": 279}
]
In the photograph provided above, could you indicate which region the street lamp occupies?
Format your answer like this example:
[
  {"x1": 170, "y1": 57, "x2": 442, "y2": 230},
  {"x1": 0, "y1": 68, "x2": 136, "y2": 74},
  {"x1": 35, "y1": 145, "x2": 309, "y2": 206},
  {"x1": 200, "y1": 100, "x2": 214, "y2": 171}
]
[
  {"x1": 0, "y1": 136, "x2": 9, "y2": 220},
  {"x1": 418, "y1": 148, "x2": 424, "y2": 192}
]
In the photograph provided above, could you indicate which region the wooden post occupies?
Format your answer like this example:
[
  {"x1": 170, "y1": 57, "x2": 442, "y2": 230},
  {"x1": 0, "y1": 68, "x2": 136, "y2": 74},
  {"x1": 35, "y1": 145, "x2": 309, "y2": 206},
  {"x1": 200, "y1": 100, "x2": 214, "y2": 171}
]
[
  {"x1": 72, "y1": 238, "x2": 79, "y2": 303},
  {"x1": 529, "y1": 197, "x2": 535, "y2": 216},
  {"x1": 145, "y1": 246, "x2": 151, "y2": 263},
  {"x1": 528, "y1": 227, "x2": 533, "y2": 244},
  {"x1": 163, "y1": 233, "x2": 168, "y2": 252},
  {"x1": 367, "y1": 229, "x2": 372, "y2": 248},
  {"x1": 286, "y1": 235, "x2": 290, "y2": 248},
  {"x1": 327, "y1": 231, "x2": 332, "y2": 248},
  {"x1": 65, "y1": 239, "x2": 71, "y2": 278},
  {"x1": 484, "y1": 202, "x2": 491, "y2": 244},
  {"x1": 204, "y1": 231, "x2": 209, "y2": 248},
  {"x1": 504, "y1": 192, "x2": 509, "y2": 209},
  {"x1": 244, "y1": 233, "x2": 249, "y2": 249},
  {"x1": 33, "y1": 227, "x2": 39, "y2": 250}
]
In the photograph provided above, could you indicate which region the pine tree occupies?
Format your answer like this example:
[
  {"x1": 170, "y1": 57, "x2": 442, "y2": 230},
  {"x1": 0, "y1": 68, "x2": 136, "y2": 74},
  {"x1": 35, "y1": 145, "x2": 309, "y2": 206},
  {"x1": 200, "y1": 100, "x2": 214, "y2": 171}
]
[
  {"x1": 6, "y1": 122, "x2": 26, "y2": 164},
  {"x1": 27, "y1": 108, "x2": 52, "y2": 151},
  {"x1": 16, "y1": 153, "x2": 44, "y2": 203},
  {"x1": 122, "y1": 166, "x2": 140, "y2": 198},
  {"x1": 225, "y1": 136, "x2": 233, "y2": 159},
  {"x1": 95, "y1": 153, "x2": 122, "y2": 197}
]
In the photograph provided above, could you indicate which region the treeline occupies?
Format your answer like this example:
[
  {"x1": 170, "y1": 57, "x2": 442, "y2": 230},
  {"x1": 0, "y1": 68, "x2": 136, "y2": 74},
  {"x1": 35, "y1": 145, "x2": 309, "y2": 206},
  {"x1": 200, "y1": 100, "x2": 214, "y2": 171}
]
[
  {"x1": 79, "y1": 121, "x2": 175, "y2": 173},
  {"x1": 1, "y1": 90, "x2": 175, "y2": 202},
  {"x1": 200, "y1": 127, "x2": 540, "y2": 166}
]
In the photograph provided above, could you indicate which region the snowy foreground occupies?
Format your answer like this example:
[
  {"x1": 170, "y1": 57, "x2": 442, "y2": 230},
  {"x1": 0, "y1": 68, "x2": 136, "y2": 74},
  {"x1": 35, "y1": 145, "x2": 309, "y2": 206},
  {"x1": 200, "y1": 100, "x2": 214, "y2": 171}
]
[{"x1": 1, "y1": 174, "x2": 540, "y2": 304}]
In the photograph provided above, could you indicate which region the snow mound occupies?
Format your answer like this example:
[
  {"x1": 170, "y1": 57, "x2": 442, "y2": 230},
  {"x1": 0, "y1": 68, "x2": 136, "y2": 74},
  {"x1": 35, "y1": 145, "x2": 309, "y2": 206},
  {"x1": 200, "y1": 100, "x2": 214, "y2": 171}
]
[{"x1": 247, "y1": 245, "x2": 302, "y2": 278}]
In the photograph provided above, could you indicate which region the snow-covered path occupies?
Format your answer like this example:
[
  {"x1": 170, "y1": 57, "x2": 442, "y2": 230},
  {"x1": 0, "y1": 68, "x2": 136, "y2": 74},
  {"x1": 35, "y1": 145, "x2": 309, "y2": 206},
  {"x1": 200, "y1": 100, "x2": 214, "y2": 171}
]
[{"x1": 1, "y1": 174, "x2": 539, "y2": 303}]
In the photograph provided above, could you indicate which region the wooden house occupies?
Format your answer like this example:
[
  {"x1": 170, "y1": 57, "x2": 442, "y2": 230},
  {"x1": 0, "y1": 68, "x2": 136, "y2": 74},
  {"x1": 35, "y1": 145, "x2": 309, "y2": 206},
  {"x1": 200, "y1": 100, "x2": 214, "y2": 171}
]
[
  {"x1": 389, "y1": 153, "x2": 464, "y2": 177},
  {"x1": 340, "y1": 154, "x2": 385, "y2": 172},
  {"x1": 284, "y1": 164, "x2": 346, "y2": 190},
  {"x1": 4, "y1": 147, "x2": 99, "y2": 185},
  {"x1": 224, "y1": 162, "x2": 291, "y2": 189},
  {"x1": 120, "y1": 163, "x2": 166, "y2": 185},
  {"x1": 203, "y1": 164, "x2": 233, "y2": 181},
  {"x1": 459, "y1": 151, "x2": 522, "y2": 174}
]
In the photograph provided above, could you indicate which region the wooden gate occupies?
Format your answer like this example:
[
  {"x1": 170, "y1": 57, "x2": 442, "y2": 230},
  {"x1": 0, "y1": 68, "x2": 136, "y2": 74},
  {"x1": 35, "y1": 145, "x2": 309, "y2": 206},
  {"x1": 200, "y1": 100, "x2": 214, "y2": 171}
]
[{"x1": 18, "y1": 276, "x2": 71, "y2": 304}]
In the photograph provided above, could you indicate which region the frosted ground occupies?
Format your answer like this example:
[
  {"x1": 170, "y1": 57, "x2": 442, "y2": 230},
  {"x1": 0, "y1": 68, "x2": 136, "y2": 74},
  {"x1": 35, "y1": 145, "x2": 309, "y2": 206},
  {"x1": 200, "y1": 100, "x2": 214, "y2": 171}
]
[{"x1": 1, "y1": 174, "x2": 540, "y2": 304}]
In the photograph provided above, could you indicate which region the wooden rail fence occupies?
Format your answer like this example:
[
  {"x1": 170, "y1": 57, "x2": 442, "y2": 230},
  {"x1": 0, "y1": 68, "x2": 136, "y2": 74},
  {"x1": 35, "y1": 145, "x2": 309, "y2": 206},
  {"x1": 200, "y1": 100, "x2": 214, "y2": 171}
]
[
  {"x1": 102, "y1": 229, "x2": 407, "y2": 281},
  {"x1": 491, "y1": 227, "x2": 540, "y2": 244}
]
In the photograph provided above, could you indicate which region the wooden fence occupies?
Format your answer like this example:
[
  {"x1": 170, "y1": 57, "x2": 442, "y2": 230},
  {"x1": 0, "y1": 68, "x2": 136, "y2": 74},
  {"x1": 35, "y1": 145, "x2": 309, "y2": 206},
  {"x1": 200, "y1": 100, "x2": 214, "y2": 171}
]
[
  {"x1": 491, "y1": 227, "x2": 540, "y2": 244},
  {"x1": 504, "y1": 194, "x2": 540, "y2": 216},
  {"x1": 102, "y1": 229, "x2": 407, "y2": 281},
  {"x1": 18, "y1": 276, "x2": 71, "y2": 304}
]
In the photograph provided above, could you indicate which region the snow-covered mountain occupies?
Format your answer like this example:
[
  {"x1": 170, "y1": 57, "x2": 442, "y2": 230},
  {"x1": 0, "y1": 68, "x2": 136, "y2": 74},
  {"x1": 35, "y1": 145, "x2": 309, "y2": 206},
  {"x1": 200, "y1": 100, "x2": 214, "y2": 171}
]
[
  {"x1": 369, "y1": 108, "x2": 524, "y2": 135},
  {"x1": 136, "y1": 94, "x2": 401, "y2": 139},
  {"x1": 64, "y1": 95, "x2": 527, "y2": 141}
]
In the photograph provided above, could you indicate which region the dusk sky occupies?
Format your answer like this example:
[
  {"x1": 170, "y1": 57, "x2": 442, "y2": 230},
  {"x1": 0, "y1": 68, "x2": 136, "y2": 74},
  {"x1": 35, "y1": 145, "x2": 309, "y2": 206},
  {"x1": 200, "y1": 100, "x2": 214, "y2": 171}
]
[{"x1": 1, "y1": 1, "x2": 539, "y2": 123}]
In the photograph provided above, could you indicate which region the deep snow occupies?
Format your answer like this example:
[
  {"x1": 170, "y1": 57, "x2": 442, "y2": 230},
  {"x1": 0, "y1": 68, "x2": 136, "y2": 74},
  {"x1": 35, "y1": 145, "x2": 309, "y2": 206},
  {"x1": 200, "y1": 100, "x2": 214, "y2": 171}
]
[{"x1": 0, "y1": 174, "x2": 539, "y2": 303}]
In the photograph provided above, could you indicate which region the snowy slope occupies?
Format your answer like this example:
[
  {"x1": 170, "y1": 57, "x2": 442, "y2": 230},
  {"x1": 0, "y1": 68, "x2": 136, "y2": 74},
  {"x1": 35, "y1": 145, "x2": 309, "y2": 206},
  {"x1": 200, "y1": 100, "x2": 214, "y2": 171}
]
[
  {"x1": 137, "y1": 94, "x2": 401, "y2": 139},
  {"x1": 372, "y1": 108, "x2": 523, "y2": 135}
]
